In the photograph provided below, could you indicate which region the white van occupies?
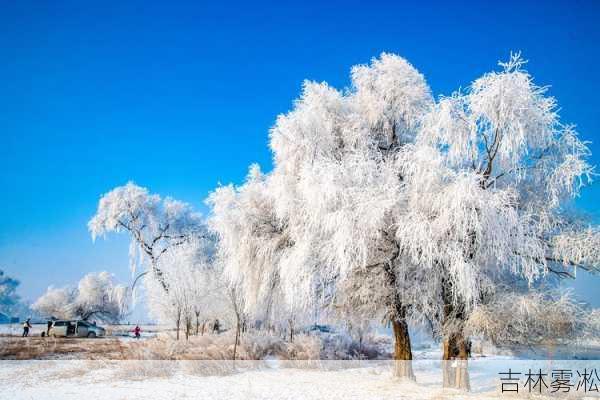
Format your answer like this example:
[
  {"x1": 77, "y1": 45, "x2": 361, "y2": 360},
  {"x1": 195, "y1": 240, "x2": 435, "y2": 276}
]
[{"x1": 49, "y1": 320, "x2": 106, "y2": 338}]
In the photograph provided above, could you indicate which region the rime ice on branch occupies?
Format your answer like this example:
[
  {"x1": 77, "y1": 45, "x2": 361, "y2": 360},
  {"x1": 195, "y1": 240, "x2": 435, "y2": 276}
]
[{"x1": 88, "y1": 182, "x2": 207, "y2": 292}]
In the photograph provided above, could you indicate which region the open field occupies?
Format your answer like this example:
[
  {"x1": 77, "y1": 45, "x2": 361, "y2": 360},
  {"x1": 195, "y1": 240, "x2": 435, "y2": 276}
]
[
  {"x1": 2, "y1": 325, "x2": 599, "y2": 399},
  {"x1": 2, "y1": 359, "x2": 599, "y2": 400},
  {"x1": 2, "y1": 323, "x2": 599, "y2": 361}
]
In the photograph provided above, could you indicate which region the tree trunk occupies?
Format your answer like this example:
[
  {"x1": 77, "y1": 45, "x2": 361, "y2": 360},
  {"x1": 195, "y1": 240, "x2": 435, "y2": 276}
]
[
  {"x1": 288, "y1": 319, "x2": 294, "y2": 343},
  {"x1": 381, "y1": 260, "x2": 415, "y2": 380},
  {"x1": 359, "y1": 335, "x2": 363, "y2": 360},
  {"x1": 232, "y1": 318, "x2": 240, "y2": 361},
  {"x1": 392, "y1": 319, "x2": 414, "y2": 380},
  {"x1": 442, "y1": 334, "x2": 456, "y2": 388},
  {"x1": 175, "y1": 310, "x2": 181, "y2": 341},
  {"x1": 442, "y1": 331, "x2": 470, "y2": 390},
  {"x1": 201, "y1": 320, "x2": 206, "y2": 336},
  {"x1": 441, "y1": 275, "x2": 470, "y2": 390},
  {"x1": 455, "y1": 337, "x2": 470, "y2": 390},
  {"x1": 195, "y1": 313, "x2": 200, "y2": 336},
  {"x1": 442, "y1": 332, "x2": 470, "y2": 360}
]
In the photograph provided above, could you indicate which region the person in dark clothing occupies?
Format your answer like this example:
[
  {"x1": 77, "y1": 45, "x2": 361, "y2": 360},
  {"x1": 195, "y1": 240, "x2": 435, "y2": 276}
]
[
  {"x1": 47, "y1": 320, "x2": 52, "y2": 336},
  {"x1": 22, "y1": 319, "x2": 32, "y2": 337},
  {"x1": 213, "y1": 319, "x2": 220, "y2": 333},
  {"x1": 66, "y1": 321, "x2": 75, "y2": 336}
]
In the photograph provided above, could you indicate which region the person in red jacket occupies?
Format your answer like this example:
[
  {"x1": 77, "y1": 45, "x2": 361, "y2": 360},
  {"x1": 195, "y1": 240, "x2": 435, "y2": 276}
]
[{"x1": 133, "y1": 325, "x2": 141, "y2": 339}]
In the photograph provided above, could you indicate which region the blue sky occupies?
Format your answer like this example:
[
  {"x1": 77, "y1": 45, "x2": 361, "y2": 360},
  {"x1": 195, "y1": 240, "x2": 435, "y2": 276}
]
[{"x1": 1, "y1": 0, "x2": 599, "y2": 311}]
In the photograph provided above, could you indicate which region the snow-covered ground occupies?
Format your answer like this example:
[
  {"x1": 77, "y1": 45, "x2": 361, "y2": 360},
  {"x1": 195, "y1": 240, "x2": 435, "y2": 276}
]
[
  {"x1": 2, "y1": 323, "x2": 598, "y2": 398},
  {"x1": 1, "y1": 359, "x2": 599, "y2": 399}
]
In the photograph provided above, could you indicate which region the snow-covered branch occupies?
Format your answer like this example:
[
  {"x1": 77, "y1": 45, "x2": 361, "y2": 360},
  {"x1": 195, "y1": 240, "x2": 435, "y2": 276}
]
[{"x1": 89, "y1": 182, "x2": 207, "y2": 292}]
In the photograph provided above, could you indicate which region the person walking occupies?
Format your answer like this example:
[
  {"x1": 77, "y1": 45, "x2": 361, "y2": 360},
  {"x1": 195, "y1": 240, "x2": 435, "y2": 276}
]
[
  {"x1": 22, "y1": 318, "x2": 32, "y2": 337},
  {"x1": 133, "y1": 325, "x2": 141, "y2": 339},
  {"x1": 46, "y1": 320, "x2": 52, "y2": 336}
]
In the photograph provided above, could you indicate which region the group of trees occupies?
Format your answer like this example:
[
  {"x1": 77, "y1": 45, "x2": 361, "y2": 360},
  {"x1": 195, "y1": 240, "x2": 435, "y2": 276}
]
[
  {"x1": 0, "y1": 269, "x2": 29, "y2": 319},
  {"x1": 32, "y1": 271, "x2": 130, "y2": 323},
  {"x1": 88, "y1": 183, "x2": 241, "y2": 343},
  {"x1": 207, "y1": 53, "x2": 600, "y2": 381},
  {"x1": 81, "y1": 53, "x2": 599, "y2": 384},
  {"x1": 145, "y1": 238, "x2": 230, "y2": 340}
]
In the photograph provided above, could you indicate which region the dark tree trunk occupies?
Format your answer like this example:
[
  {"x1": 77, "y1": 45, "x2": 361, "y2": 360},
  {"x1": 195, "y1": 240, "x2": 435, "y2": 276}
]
[
  {"x1": 442, "y1": 332, "x2": 470, "y2": 360},
  {"x1": 358, "y1": 335, "x2": 363, "y2": 359},
  {"x1": 442, "y1": 332, "x2": 470, "y2": 390},
  {"x1": 380, "y1": 258, "x2": 415, "y2": 380},
  {"x1": 392, "y1": 318, "x2": 415, "y2": 379},
  {"x1": 175, "y1": 310, "x2": 181, "y2": 341}
]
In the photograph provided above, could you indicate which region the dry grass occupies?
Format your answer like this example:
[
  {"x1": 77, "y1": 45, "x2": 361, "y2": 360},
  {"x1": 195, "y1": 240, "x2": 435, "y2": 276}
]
[
  {"x1": 0, "y1": 337, "x2": 129, "y2": 360},
  {"x1": 121, "y1": 331, "x2": 322, "y2": 360},
  {"x1": 0, "y1": 331, "x2": 390, "y2": 362}
]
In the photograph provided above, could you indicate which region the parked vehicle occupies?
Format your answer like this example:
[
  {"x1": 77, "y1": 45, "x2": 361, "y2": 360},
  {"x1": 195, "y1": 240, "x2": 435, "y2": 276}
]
[
  {"x1": 307, "y1": 324, "x2": 334, "y2": 334},
  {"x1": 49, "y1": 320, "x2": 106, "y2": 338}
]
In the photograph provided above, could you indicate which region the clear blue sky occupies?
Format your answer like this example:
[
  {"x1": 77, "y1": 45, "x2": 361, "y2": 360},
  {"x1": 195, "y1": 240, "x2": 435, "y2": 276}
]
[{"x1": 1, "y1": 1, "x2": 599, "y2": 309}]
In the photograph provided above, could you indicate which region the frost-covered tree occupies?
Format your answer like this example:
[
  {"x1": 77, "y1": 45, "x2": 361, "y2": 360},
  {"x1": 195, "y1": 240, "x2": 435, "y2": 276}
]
[
  {"x1": 31, "y1": 286, "x2": 76, "y2": 320},
  {"x1": 32, "y1": 272, "x2": 129, "y2": 322},
  {"x1": 73, "y1": 272, "x2": 131, "y2": 322},
  {"x1": 189, "y1": 261, "x2": 223, "y2": 336},
  {"x1": 0, "y1": 269, "x2": 24, "y2": 317},
  {"x1": 145, "y1": 238, "x2": 226, "y2": 340},
  {"x1": 414, "y1": 53, "x2": 599, "y2": 366},
  {"x1": 89, "y1": 182, "x2": 206, "y2": 293},
  {"x1": 207, "y1": 165, "x2": 296, "y2": 332},
  {"x1": 206, "y1": 53, "x2": 598, "y2": 381},
  {"x1": 465, "y1": 288, "x2": 599, "y2": 346},
  {"x1": 225, "y1": 283, "x2": 246, "y2": 360},
  {"x1": 265, "y1": 53, "x2": 435, "y2": 378},
  {"x1": 207, "y1": 163, "x2": 322, "y2": 347}
]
